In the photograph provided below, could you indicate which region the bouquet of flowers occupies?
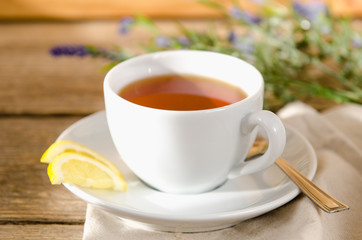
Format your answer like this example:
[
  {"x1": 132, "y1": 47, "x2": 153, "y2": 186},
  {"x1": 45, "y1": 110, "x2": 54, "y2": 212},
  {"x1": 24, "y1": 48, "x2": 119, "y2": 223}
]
[{"x1": 51, "y1": 0, "x2": 362, "y2": 111}]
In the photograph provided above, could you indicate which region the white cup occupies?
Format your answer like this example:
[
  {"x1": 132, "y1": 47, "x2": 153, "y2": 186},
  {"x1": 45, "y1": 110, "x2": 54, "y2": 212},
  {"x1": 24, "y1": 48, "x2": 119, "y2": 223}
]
[{"x1": 104, "y1": 50, "x2": 286, "y2": 194}]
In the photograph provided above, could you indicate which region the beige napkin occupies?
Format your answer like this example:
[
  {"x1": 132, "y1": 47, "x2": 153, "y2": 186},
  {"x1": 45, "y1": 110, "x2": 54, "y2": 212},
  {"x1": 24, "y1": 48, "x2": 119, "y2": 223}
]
[{"x1": 83, "y1": 102, "x2": 362, "y2": 240}]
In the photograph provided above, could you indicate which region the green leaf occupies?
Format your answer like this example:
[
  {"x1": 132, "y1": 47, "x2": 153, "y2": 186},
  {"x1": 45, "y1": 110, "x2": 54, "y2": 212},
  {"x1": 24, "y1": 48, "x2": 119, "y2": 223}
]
[{"x1": 133, "y1": 15, "x2": 159, "y2": 35}]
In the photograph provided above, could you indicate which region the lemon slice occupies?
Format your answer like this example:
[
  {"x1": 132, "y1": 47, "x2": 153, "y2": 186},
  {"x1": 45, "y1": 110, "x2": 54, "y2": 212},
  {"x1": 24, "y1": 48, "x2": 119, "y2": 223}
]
[
  {"x1": 41, "y1": 140, "x2": 120, "y2": 175},
  {"x1": 41, "y1": 140, "x2": 126, "y2": 191},
  {"x1": 47, "y1": 152, "x2": 126, "y2": 191}
]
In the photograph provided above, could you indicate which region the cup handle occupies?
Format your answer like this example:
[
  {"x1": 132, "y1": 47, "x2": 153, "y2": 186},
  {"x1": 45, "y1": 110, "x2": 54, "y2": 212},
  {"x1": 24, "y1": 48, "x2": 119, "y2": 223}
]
[{"x1": 228, "y1": 110, "x2": 286, "y2": 178}]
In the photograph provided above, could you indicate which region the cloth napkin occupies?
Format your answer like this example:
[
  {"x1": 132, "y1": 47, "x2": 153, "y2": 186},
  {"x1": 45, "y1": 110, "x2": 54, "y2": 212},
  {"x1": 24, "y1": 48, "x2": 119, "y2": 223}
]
[{"x1": 82, "y1": 102, "x2": 362, "y2": 240}]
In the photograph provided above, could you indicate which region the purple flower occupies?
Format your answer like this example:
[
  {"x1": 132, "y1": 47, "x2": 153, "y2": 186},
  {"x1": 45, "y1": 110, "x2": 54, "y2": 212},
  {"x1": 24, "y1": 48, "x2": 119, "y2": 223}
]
[
  {"x1": 155, "y1": 36, "x2": 171, "y2": 48},
  {"x1": 228, "y1": 30, "x2": 237, "y2": 43},
  {"x1": 292, "y1": 1, "x2": 328, "y2": 22},
  {"x1": 234, "y1": 42, "x2": 255, "y2": 54},
  {"x1": 228, "y1": 32, "x2": 255, "y2": 54},
  {"x1": 119, "y1": 17, "x2": 134, "y2": 35},
  {"x1": 178, "y1": 36, "x2": 191, "y2": 47},
  {"x1": 352, "y1": 36, "x2": 362, "y2": 49},
  {"x1": 50, "y1": 45, "x2": 89, "y2": 57},
  {"x1": 229, "y1": 6, "x2": 261, "y2": 24}
]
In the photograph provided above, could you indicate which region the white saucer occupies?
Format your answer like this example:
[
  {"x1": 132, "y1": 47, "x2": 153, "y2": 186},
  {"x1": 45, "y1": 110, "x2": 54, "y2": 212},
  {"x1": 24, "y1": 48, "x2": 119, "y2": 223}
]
[{"x1": 58, "y1": 111, "x2": 317, "y2": 232}]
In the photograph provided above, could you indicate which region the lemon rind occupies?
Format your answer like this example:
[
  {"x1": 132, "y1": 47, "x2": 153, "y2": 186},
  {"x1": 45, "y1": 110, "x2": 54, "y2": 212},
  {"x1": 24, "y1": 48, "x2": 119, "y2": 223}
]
[
  {"x1": 41, "y1": 140, "x2": 121, "y2": 175},
  {"x1": 47, "y1": 152, "x2": 126, "y2": 191}
]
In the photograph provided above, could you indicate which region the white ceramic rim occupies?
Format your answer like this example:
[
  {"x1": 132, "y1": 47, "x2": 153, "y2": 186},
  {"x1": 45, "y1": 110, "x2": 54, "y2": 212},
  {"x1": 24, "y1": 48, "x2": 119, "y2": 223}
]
[{"x1": 103, "y1": 50, "x2": 264, "y2": 114}]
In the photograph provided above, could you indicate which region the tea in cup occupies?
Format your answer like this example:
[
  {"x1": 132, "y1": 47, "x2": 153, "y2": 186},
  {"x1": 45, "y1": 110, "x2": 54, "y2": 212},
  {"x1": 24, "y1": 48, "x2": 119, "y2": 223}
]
[{"x1": 104, "y1": 50, "x2": 286, "y2": 194}]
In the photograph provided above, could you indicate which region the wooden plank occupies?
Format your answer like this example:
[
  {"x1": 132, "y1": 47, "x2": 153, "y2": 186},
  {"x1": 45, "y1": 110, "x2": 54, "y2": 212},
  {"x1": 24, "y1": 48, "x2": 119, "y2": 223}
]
[
  {"x1": 0, "y1": 117, "x2": 87, "y2": 223},
  {"x1": 0, "y1": 224, "x2": 83, "y2": 240},
  {"x1": 0, "y1": 0, "x2": 361, "y2": 20},
  {"x1": 0, "y1": 21, "x2": 124, "y2": 115},
  {"x1": 0, "y1": 0, "x2": 220, "y2": 19}
]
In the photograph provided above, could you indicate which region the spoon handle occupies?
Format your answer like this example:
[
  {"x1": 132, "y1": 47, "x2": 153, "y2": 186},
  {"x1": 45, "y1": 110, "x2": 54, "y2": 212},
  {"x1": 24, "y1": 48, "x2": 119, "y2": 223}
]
[{"x1": 275, "y1": 157, "x2": 349, "y2": 213}]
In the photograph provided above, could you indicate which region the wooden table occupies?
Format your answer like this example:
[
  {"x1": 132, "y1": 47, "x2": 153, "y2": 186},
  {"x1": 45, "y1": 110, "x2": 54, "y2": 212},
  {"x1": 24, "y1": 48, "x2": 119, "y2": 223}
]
[{"x1": 0, "y1": 19, "x2": 360, "y2": 239}]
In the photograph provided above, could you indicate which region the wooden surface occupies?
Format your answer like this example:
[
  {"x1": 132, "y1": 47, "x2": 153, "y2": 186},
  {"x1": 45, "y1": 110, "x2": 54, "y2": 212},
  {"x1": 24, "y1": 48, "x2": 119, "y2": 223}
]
[
  {"x1": 0, "y1": 0, "x2": 362, "y2": 20},
  {"x1": 0, "y1": 19, "x2": 360, "y2": 239},
  {"x1": 0, "y1": 20, "x2": 126, "y2": 239}
]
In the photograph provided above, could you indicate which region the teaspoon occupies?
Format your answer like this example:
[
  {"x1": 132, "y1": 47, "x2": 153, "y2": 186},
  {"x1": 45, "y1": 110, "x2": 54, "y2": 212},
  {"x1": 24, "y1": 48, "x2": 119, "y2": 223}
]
[{"x1": 247, "y1": 139, "x2": 349, "y2": 213}]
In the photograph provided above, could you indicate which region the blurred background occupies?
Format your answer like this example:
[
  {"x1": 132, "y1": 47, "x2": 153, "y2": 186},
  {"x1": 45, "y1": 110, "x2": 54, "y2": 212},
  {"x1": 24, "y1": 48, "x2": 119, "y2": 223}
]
[
  {"x1": 0, "y1": 0, "x2": 361, "y2": 113},
  {"x1": 1, "y1": 0, "x2": 361, "y2": 20},
  {"x1": 1, "y1": 0, "x2": 361, "y2": 113}
]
